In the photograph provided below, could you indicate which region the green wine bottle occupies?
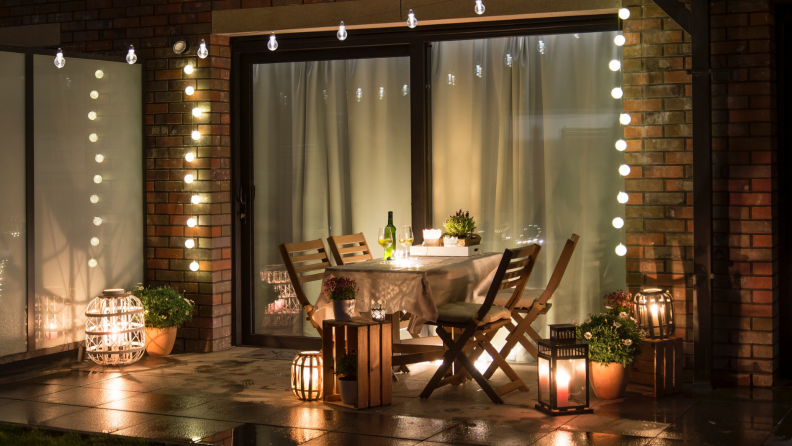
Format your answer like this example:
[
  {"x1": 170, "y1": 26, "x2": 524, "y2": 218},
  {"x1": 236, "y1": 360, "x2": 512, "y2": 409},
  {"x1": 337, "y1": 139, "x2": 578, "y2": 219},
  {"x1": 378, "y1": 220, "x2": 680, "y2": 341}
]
[{"x1": 386, "y1": 211, "x2": 397, "y2": 260}]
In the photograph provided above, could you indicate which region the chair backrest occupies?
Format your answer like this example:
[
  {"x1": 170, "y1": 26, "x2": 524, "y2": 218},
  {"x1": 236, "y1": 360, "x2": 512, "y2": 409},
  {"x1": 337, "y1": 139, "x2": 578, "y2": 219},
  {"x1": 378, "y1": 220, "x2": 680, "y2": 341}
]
[
  {"x1": 536, "y1": 234, "x2": 580, "y2": 305},
  {"x1": 278, "y1": 239, "x2": 333, "y2": 337},
  {"x1": 327, "y1": 233, "x2": 373, "y2": 265},
  {"x1": 498, "y1": 244, "x2": 542, "y2": 310}
]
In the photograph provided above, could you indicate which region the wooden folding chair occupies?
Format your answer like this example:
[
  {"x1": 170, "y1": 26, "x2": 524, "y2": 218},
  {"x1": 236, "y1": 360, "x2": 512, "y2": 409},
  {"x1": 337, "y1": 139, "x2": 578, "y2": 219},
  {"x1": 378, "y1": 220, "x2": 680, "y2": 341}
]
[
  {"x1": 327, "y1": 233, "x2": 373, "y2": 265},
  {"x1": 482, "y1": 234, "x2": 580, "y2": 380},
  {"x1": 279, "y1": 239, "x2": 334, "y2": 338},
  {"x1": 419, "y1": 246, "x2": 540, "y2": 404}
]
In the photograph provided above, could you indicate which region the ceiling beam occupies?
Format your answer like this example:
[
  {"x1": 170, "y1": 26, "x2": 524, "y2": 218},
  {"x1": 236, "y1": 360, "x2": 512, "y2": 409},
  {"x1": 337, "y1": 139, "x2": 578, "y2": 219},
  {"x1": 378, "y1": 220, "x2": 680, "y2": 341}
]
[{"x1": 651, "y1": 0, "x2": 691, "y2": 34}]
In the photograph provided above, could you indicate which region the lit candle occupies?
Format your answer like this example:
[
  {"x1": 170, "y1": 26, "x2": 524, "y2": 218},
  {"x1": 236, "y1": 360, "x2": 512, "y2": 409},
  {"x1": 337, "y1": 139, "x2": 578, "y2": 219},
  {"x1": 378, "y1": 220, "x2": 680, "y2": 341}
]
[
  {"x1": 556, "y1": 370, "x2": 570, "y2": 407},
  {"x1": 539, "y1": 359, "x2": 550, "y2": 399},
  {"x1": 650, "y1": 303, "x2": 658, "y2": 336}
]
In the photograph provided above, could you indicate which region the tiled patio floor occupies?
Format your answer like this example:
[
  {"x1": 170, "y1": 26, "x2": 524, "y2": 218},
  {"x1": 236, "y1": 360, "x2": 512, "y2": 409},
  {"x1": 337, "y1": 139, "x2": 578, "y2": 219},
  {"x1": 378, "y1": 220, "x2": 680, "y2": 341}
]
[{"x1": 0, "y1": 347, "x2": 791, "y2": 445}]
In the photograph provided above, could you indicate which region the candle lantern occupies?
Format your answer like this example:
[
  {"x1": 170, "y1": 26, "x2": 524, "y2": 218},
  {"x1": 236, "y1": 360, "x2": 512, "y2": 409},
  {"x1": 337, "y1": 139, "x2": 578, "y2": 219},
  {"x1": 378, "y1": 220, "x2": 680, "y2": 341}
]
[
  {"x1": 291, "y1": 351, "x2": 323, "y2": 401},
  {"x1": 633, "y1": 288, "x2": 675, "y2": 338},
  {"x1": 371, "y1": 301, "x2": 386, "y2": 322},
  {"x1": 536, "y1": 324, "x2": 592, "y2": 415},
  {"x1": 85, "y1": 289, "x2": 145, "y2": 366}
]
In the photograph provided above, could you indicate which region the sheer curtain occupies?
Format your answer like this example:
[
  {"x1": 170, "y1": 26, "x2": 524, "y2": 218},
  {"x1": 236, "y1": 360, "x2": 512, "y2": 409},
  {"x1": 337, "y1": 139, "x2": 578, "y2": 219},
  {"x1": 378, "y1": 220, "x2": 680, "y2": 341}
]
[
  {"x1": 252, "y1": 57, "x2": 411, "y2": 337},
  {"x1": 432, "y1": 33, "x2": 625, "y2": 361}
]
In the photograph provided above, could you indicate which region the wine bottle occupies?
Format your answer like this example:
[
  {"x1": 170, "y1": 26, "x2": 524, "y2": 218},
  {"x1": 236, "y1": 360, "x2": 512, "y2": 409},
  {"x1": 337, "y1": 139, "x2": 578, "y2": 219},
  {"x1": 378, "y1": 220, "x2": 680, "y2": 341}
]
[{"x1": 386, "y1": 211, "x2": 397, "y2": 260}]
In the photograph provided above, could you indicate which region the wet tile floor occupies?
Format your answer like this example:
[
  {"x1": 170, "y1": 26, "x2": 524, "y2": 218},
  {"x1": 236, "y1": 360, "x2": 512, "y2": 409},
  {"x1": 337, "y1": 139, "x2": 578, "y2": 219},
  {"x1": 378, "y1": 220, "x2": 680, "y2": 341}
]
[{"x1": 0, "y1": 347, "x2": 791, "y2": 445}]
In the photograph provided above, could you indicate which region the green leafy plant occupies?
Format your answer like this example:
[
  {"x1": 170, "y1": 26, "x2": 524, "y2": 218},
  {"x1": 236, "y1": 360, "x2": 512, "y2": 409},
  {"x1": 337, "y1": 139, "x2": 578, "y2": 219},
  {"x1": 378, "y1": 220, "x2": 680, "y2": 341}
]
[
  {"x1": 576, "y1": 312, "x2": 642, "y2": 367},
  {"x1": 132, "y1": 285, "x2": 194, "y2": 329},
  {"x1": 323, "y1": 277, "x2": 358, "y2": 301},
  {"x1": 443, "y1": 210, "x2": 477, "y2": 237},
  {"x1": 602, "y1": 289, "x2": 633, "y2": 316},
  {"x1": 336, "y1": 352, "x2": 357, "y2": 380}
]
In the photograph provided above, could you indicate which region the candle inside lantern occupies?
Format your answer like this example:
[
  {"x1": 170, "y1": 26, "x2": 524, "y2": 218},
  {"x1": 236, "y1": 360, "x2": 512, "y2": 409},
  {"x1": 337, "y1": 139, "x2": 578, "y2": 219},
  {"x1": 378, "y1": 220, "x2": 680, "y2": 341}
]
[
  {"x1": 556, "y1": 370, "x2": 570, "y2": 407},
  {"x1": 538, "y1": 358, "x2": 550, "y2": 402}
]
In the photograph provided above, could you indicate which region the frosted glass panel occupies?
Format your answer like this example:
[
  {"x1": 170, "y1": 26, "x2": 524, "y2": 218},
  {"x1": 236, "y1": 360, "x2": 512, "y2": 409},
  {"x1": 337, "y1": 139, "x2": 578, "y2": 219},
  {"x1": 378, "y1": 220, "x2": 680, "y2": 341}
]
[
  {"x1": 0, "y1": 51, "x2": 27, "y2": 357},
  {"x1": 251, "y1": 57, "x2": 411, "y2": 337},
  {"x1": 34, "y1": 55, "x2": 143, "y2": 348}
]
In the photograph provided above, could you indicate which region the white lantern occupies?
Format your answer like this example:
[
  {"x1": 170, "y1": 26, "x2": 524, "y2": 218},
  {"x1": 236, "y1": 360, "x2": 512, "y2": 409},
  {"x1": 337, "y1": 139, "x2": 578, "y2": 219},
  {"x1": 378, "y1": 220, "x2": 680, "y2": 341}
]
[{"x1": 85, "y1": 289, "x2": 145, "y2": 366}]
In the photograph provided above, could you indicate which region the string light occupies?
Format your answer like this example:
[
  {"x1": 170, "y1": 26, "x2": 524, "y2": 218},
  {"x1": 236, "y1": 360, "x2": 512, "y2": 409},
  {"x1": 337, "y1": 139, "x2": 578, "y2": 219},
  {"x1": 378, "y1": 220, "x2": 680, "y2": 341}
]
[
  {"x1": 268, "y1": 32, "x2": 279, "y2": 51},
  {"x1": 337, "y1": 21, "x2": 348, "y2": 41},
  {"x1": 93, "y1": 217, "x2": 103, "y2": 226},
  {"x1": 95, "y1": 154, "x2": 104, "y2": 163},
  {"x1": 89, "y1": 133, "x2": 98, "y2": 142},
  {"x1": 620, "y1": 113, "x2": 632, "y2": 125},
  {"x1": 407, "y1": 9, "x2": 418, "y2": 28},
  {"x1": 91, "y1": 237, "x2": 100, "y2": 246},
  {"x1": 197, "y1": 39, "x2": 209, "y2": 59},
  {"x1": 190, "y1": 261, "x2": 199, "y2": 271},
  {"x1": 90, "y1": 195, "x2": 99, "y2": 204},
  {"x1": 612, "y1": 217, "x2": 625, "y2": 229},
  {"x1": 185, "y1": 86, "x2": 195, "y2": 95},
  {"x1": 88, "y1": 111, "x2": 97, "y2": 120},
  {"x1": 185, "y1": 152, "x2": 195, "y2": 162},
  {"x1": 90, "y1": 91, "x2": 99, "y2": 99},
  {"x1": 95, "y1": 70, "x2": 104, "y2": 79},
  {"x1": 611, "y1": 87, "x2": 623, "y2": 99},
  {"x1": 614, "y1": 35, "x2": 626, "y2": 46},
  {"x1": 94, "y1": 175, "x2": 103, "y2": 184},
  {"x1": 619, "y1": 164, "x2": 631, "y2": 176},
  {"x1": 184, "y1": 64, "x2": 194, "y2": 74},
  {"x1": 609, "y1": 60, "x2": 621, "y2": 71},
  {"x1": 54, "y1": 49, "x2": 65, "y2": 68},
  {"x1": 474, "y1": 0, "x2": 485, "y2": 15},
  {"x1": 126, "y1": 45, "x2": 137, "y2": 64},
  {"x1": 191, "y1": 195, "x2": 200, "y2": 204},
  {"x1": 617, "y1": 192, "x2": 629, "y2": 204},
  {"x1": 618, "y1": 8, "x2": 631, "y2": 20},
  {"x1": 192, "y1": 107, "x2": 202, "y2": 117},
  {"x1": 191, "y1": 130, "x2": 201, "y2": 140},
  {"x1": 185, "y1": 239, "x2": 195, "y2": 249},
  {"x1": 615, "y1": 140, "x2": 627, "y2": 151},
  {"x1": 88, "y1": 258, "x2": 98, "y2": 268},
  {"x1": 615, "y1": 244, "x2": 627, "y2": 256},
  {"x1": 184, "y1": 174, "x2": 194, "y2": 184},
  {"x1": 187, "y1": 217, "x2": 197, "y2": 227}
]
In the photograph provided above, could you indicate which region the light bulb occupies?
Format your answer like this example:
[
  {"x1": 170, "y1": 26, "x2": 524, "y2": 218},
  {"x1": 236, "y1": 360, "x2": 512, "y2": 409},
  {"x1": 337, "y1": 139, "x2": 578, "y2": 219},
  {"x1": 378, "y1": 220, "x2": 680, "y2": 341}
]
[
  {"x1": 356, "y1": 88, "x2": 362, "y2": 102},
  {"x1": 407, "y1": 9, "x2": 418, "y2": 28},
  {"x1": 612, "y1": 87, "x2": 624, "y2": 99},
  {"x1": 88, "y1": 258, "x2": 98, "y2": 268},
  {"x1": 89, "y1": 133, "x2": 98, "y2": 142},
  {"x1": 620, "y1": 113, "x2": 632, "y2": 125},
  {"x1": 613, "y1": 217, "x2": 625, "y2": 229},
  {"x1": 609, "y1": 60, "x2": 621, "y2": 71},
  {"x1": 191, "y1": 194, "x2": 200, "y2": 204},
  {"x1": 474, "y1": 0, "x2": 485, "y2": 15},
  {"x1": 615, "y1": 244, "x2": 627, "y2": 256},
  {"x1": 90, "y1": 195, "x2": 99, "y2": 204},
  {"x1": 505, "y1": 54, "x2": 513, "y2": 67},
  {"x1": 91, "y1": 237, "x2": 100, "y2": 246},
  {"x1": 618, "y1": 8, "x2": 631, "y2": 20},
  {"x1": 185, "y1": 152, "x2": 195, "y2": 162},
  {"x1": 619, "y1": 164, "x2": 631, "y2": 176},
  {"x1": 615, "y1": 35, "x2": 626, "y2": 46},
  {"x1": 54, "y1": 49, "x2": 65, "y2": 68},
  {"x1": 95, "y1": 154, "x2": 104, "y2": 163},
  {"x1": 187, "y1": 217, "x2": 197, "y2": 227},
  {"x1": 93, "y1": 175, "x2": 102, "y2": 184},
  {"x1": 617, "y1": 192, "x2": 629, "y2": 204},
  {"x1": 184, "y1": 64, "x2": 194, "y2": 75},
  {"x1": 197, "y1": 39, "x2": 208, "y2": 59},
  {"x1": 337, "y1": 21, "x2": 348, "y2": 41},
  {"x1": 379, "y1": 87, "x2": 385, "y2": 100},
  {"x1": 191, "y1": 130, "x2": 200, "y2": 140},
  {"x1": 185, "y1": 86, "x2": 195, "y2": 96},
  {"x1": 615, "y1": 140, "x2": 627, "y2": 151},
  {"x1": 184, "y1": 174, "x2": 194, "y2": 184},
  {"x1": 90, "y1": 90, "x2": 99, "y2": 99},
  {"x1": 126, "y1": 45, "x2": 137, "y2": 64},
  {"x1": 93, "y1": 217, "x2": 102, "y2": 226},
  {"x1": 537, "y1": 40, "x2": 546, "y2": 54},
  {"x1": 95, "y1": 70, "x2": 104, "y2": 79},
  {"x1": 475, "y1": 64, "x2": 482, "y2": 78},
  {"x1": 192, "y1": 107, "x2": 202, "y2": 118},
  {"x1": 402, "y1": 84, "x2": 409, "y2": 96},
  {"x1": 88, "y1": 111, "x2": 97, "y2": 120},
  {"x1": 190, "y1": 261, "x2": 199, "y2": 271},
  {"x1": 185, "y1": 239, "x2": 195, "y2": 249},
  {"x1": 268, "y1": 32, "x2": 278, "y2": 51}
]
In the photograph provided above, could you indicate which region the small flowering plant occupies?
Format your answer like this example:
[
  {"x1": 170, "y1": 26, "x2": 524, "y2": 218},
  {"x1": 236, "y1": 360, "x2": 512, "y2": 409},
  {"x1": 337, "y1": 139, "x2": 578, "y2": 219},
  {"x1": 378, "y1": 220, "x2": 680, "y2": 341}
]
[
  {"x1": 132, "y1": 285, "x2": 194, "y2": 329},
  {"x1": 602, "y1": 289, "x2": 633, "y2": 316},
  {"x1": 576, "y1": 312, "x2": 642, "y2": 367},
  {"x1": 443, "y1": 210, "x2": 477, "y2": 237},
  {"x1": 323, "y1": 277, "x2": 358, "y2": 301}
]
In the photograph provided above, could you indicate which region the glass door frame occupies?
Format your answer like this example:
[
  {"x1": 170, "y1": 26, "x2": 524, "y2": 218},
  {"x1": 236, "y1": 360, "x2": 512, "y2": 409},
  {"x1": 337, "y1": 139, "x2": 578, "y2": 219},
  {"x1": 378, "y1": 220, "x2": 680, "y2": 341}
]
[{"x1": 231, "y1": 15, "x2": 619, "y2": 349}]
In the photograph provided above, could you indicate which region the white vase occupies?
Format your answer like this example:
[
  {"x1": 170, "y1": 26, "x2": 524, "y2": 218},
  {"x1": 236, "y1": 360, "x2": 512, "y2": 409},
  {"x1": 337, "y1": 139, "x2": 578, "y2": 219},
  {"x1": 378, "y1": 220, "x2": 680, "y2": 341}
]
[{"x1": 333, "y1": 300, "x2": 355, "y2": 322}]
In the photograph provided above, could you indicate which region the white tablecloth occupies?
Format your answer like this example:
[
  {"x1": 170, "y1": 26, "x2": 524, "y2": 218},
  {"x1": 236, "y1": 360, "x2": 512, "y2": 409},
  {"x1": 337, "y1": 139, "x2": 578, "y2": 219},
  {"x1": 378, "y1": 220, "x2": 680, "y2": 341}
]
[{"x1": 313, "y1": 253, "x2": 502, "y2": 334}]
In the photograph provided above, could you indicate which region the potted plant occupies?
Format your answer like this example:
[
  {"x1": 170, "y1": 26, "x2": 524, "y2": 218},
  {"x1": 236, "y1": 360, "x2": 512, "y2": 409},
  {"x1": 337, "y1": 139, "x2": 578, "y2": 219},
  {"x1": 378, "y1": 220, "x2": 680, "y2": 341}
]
[
  {"x1": 132, "y1": 285, "x2": 194, "y2": 356},
  {"x1": 336, "y1": 352, "x2": 358, "y2": 405},
  {"x1": 442, "y1": 210, "x2": 481, "y2": 247},
  {"x1": 324, "y1": 277, "x2": 358, "y2": 322},
  {"x1": 576, "y1": 291, "x2": 642, "y2": 399}
]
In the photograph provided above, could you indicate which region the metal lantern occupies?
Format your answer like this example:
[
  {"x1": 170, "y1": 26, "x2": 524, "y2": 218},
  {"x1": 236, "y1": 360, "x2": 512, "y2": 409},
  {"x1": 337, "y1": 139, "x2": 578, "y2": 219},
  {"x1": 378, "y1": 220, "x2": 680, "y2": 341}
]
[
  {"x1": 371, "y1": 301, "x2": 386, "y2": 322},
  {"x1": 536, "y1": 324, "x2": 593, "y2": 415},
  {"x1": 633, "y1": 288, "x2": 675, "y2": 338},
  {"x1": 291, "y1": 351, "x2": 323, "y2": 401},
  {"x1": 85, "y1": 289, "x2": 145, "y2": 366}
]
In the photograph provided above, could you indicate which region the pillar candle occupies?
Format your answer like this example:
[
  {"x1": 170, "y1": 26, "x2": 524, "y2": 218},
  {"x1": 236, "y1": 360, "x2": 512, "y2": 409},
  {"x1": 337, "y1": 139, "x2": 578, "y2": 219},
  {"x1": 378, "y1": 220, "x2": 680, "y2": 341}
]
[{"x1": 556, "y1": 370, "x2": 570, "y2": 407}]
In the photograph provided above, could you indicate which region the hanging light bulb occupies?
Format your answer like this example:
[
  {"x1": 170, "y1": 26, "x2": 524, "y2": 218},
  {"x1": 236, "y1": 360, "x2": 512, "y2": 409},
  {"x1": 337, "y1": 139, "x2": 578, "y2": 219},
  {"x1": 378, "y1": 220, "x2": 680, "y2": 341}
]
[
  {"x1": 615, "y1": 140, "x2": 627, "y2": 151},
  {"x1": 613, "y1": 217, "x2": 625, "y2": 229},
  {"x1": 185, "y1": 86, "x2": 195, "y2": 96},
  {"x1": 474, "y1": 0, "x2": 485, "y2": 15},
  {"x1": 126, "y1": 45, "x2": 137, "y2": 64},
  {"x1": 191, "y1": 195, "x2": 200, "y2": 204},
  {"x1": 337, "y1": 21, "x2": 348, "y2": 41},
  {"x1": 185, "y1": 152, "x2": 195, "y2": 162},
  {"x1": 192, "y1": 107, "x2": 202, "y2": 117},
  {"x1": 191, "y1": 130, "x2": 201, "y2": 140},
  {"x1": 95, "y1": 70, "x2": 104, "y2": 79},
  {"x1": 197, "y1": 39, "x2": 209, "y2": 59},
  {"x1": 190, "y1": 261, "x2": 199, "y2": 271},
  {"x1": 88, "y1": 258, "x2": 98, "y2": 268},
  {"x1": 268, "y1": 32, "x2": 279, "y2": 51},
  {"x1": 614, "y1": 35, "x2": 626, "y2": 46},
  {"x1": 185, "y1": 239, "x2": 195, "y2": 249},
  {"x1": 537, "y1": 40, "x2": 546, "y2": 54},
  {"x1": 184, "y1": 174, "x2": 194, "y2": 184},
  {"x1": 407, "y1": 9, "x2": 418, "y2": 28},
  {"x1": 609, "y1": 60, "x2": 621, "y2": 71},
  {"x1": 184, "y1": 64, "x2": 194, "y2": 74},
  {"x1": 615, "y1": 244, "x2": 627, "y2": 256},
  {"x1": 88, "y1": 111, "x2": 97, "y2": 121},
  {"x1": 612, "y1": 87, "x2": 624, "y2": 99},
  {"x1": 90, "y1": 91, "x2": 99, "y2": 99},
  {"x1": 54, "y1": 48, "x2": 65, "y2": 68},
  {"x1": 91, "y1": 237, "x2": 100, "y2": 246},
  {"x1": 89, "y1": 133, "x2": 98, "y2": 142},
  {"x1": 90, "y1": 195, "x2": 99, "y2": 204},
  {"x1": 618, "y1": 8, "x2": 631, "y2": 20},
  {"x1": 187, "y1": 217, "x2": 197, "y2": 227},
  {"x1": 93, "y1": 217, "x2": 103, "y2": 226},
  {"x1": 95, "y1": 154, "x2": 104, "y2": 163},
  {"x1": 617, "y1": 192, "x2": 629, "y2": 204},
  {"x1": 93, "y1": 175, "x2": 103, "y2": 184},
  {"x1": 619, "y1": 164, "x2": 631, "y2": 176}
]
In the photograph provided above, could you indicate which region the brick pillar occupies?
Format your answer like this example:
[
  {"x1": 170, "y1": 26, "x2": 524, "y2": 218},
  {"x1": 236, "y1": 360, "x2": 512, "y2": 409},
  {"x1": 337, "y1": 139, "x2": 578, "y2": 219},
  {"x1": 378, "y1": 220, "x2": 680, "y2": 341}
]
[{"x1": 622, "y1": 0, "x2": 695, "y2": 382}]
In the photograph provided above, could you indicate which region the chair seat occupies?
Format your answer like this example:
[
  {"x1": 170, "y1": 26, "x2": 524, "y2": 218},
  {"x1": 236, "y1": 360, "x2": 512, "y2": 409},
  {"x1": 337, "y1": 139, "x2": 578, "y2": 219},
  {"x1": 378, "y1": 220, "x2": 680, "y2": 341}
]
[
  {"x1": 435, "y1": 302, "x2": 511, "y2": 325},
  {"x1": 492, "y1": 288, "x2": 544, "y2": 308}
]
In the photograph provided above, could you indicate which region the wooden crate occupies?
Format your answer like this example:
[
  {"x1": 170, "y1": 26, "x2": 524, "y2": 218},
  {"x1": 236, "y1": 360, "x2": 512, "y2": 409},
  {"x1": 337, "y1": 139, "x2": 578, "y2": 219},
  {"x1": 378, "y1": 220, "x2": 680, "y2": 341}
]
[
  {"x1": 629, "y1": 337, "x2": 683, "y2": 397},
  {"x1": 322, "y1": 318, "x2": 392, "y2": 409}
]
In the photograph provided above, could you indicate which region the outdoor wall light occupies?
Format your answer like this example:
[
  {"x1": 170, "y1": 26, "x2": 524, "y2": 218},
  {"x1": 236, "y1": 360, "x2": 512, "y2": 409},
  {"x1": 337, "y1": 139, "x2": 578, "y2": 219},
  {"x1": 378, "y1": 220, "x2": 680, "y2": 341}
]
[
  {"x1": 191, "y1": 195, "x2": 200, "y2": 204},
  {"x1": 617, "y1": 192, "x2": 629, "y2": 204},
  {"x1": 173, "y1": 39, "x2": 190, "y2": 55},
  {"x1": 185, "y1": 152, "x2": 195, "y2": 162},
  {"x1": 191, "y1": 130, "x2": 201, "y2": 140},
  {"x1": 618, "y1": 8, "x2": 631, "y2": 20},
  {"x1": 612, "y1": 217, "x2": 624, "y2": 229},
  {"x1": 407, "y1": 9, "x2": 418, "y2": 28},
  {"x1": 85, "y1": 289, "x2": 146, "y2": 366},
  {"x1": 90, "y1": 90, "x2": 99, "y2": 99},
  {"x1": 291, "y1": 351, "x2": 323, "y2": 401},
  {"x1": 185, "y1": 239, "x2": 195, "y2": 249},
  {"x1": 187, "y1": 217, "x2": 197, "y2": 227},
  {"x1": 184, "y1": 64, "x2": 194, "y2": 75},
  {"x1": 126, "y1": 45, "x2": 137, "y2": 64},
  {"x1": 185, "y1": 86, "x2": 195, "y2": 96},
  {"x1": 197, "y1": 39, "x2": 209, "y2": 59},
  {"x1": 633, "y1": 288, "x2": 675, "y2": 338},
  {"x1": 89, "y1": 133, "x2": 98, "y2": 142},
  {"x1": 474, "y1": 0, "x2": 485, "y2": 15},
  {"x1": 615, "y1": 244, "x2": 627, "y2": 256},
  {"x1": 609, "y1": 60, "x2": 621, "y2": 71},
  {"x1": 54, "y1": 48, "x2": 65, "y2": 68},
  {"x1": 95, "y1": 70, "x2": 104, "y2": 79},
  {"x1": 618, "y1": 164, "x2": 631, "y2": 176},
  {"x1": 94, "y1": 175, "x2": 103, "y2": 184},
  {"x1": 337, "y1": 21, "x2": 348, "y2": 41},
  {"x1": 268, "y1": 32, "x2": 279, "y2": 51},
  {"x1": 184, "y1": 174, "x2": 194, "y2": 184},
  {"x1": 614, "y1": 35, "x2": 626, "y2": 46},
  {"x1": 536, "y1": 325, "x2": 592, "y2": 415},
  {"x1": 615, "y1": 140, "x2": 627, "y2": 151},
  {"x1": 190, "y1": 261, "x2": 200, "y2": 271}
]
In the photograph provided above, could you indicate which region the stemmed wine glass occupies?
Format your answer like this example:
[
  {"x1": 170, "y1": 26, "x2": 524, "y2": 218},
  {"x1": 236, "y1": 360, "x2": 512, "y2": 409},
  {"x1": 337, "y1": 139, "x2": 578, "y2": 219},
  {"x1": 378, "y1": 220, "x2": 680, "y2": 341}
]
[
  {"x1": 378, "y1": 227, "x2": 394, "y2": 261},
  {"x1": 399, "y1": 225, "x2": 414, "y2": 258}
]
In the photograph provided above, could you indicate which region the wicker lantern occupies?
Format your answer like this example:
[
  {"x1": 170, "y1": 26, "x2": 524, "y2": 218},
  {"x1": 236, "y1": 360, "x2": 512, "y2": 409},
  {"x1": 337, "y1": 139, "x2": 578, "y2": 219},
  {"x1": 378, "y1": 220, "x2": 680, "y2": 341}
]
[
  {"x1": 291, "y1": 351, "x2": 323, "y2": 401},
  {"x1": 632, "y1": 288, "x2": 675, "y2": 339},
  {"x1": 536, "y1": 324, "x2": 593, "y2": 415},
  {"x1": 85, "y1": 289, "x2": 145, "y2": 366}
]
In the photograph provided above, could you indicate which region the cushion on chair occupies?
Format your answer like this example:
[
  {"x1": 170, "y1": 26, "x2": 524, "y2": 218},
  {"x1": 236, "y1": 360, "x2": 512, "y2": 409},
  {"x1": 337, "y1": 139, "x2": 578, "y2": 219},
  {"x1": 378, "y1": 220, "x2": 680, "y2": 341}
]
[
  {"x1": 436, "y1": 302, "x2": 512, "y2": 325},
  {"x1": 492, "y1": 288, "x2": 545, "y2": 308}
]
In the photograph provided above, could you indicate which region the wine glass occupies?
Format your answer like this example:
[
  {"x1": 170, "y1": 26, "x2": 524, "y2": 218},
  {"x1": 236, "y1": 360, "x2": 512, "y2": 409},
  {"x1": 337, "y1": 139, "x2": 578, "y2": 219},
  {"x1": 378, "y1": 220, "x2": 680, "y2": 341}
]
[
  {"x1": 399, "y1": 225, "x2": 414, "y2": 258},
  {"x1": 378, "y1": 227, "x2": 394, "y2": 261}
]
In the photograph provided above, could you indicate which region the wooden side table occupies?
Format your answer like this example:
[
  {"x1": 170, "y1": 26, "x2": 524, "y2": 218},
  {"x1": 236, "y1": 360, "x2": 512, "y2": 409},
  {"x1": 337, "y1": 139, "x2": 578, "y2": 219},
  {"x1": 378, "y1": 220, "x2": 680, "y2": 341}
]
[
  {"x1": 629, "y1": 337, "x2": 683, "y2": 397},
  {"x1": 322, "y1": 318, "x2": 392, "y2": 409}
]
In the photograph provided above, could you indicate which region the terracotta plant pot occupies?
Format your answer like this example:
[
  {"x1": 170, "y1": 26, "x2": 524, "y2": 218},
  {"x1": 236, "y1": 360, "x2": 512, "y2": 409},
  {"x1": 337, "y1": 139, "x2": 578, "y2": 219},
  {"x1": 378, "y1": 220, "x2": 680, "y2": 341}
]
[
  {"x1": 589, "y1": 362, "x2": 631, "y2": 399},
  {"x1": 332, "y1": 300, "x2": 355, "y2": 322},
  {"x1": 145, "y1": 326, "x2": 178, "y2": 356},
  {"x1": 339, "y1": 378, "x2": 358, "y2": 406}
]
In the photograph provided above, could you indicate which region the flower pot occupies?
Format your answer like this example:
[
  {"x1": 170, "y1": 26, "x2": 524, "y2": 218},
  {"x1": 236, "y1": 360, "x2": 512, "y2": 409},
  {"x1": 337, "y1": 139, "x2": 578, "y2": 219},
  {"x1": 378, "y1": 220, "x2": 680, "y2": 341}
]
[
  {"x1": 339, "y1": 378, "x2": 358, "y2": 405},
  {"x1": 589, "y1": 362, "x2": 631, "y2": 399},
  {"x1": 144, "y1": 327, "x2": 178, "y2": 356},
  {"x1": 332, "y1": 300, "x2": 355, "y2": 322},
  {"x1": 456, "y1": 234, "x2": 481, "y2": 247}
]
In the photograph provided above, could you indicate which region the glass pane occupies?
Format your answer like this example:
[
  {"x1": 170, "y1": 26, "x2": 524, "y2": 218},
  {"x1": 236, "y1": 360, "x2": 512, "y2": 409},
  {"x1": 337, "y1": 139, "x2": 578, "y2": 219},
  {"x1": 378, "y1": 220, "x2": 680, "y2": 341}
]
[
  {"x1": 252, "y1": 57, "x2": 411, "y2": 337},
  {"x1": 34, "y1": 55, "x2": 144, "y2": 349},
  {"x1": 0, "y1": 51, "x2": 27, "y2": 357},
  {"x1": 431, "y1": 34, "x2": 626, "y2": 360}
]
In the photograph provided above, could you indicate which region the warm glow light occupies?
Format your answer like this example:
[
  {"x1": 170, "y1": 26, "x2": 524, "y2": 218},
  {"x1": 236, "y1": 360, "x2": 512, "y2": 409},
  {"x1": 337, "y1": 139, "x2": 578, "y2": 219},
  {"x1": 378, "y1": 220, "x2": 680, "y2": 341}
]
[
  {"x1": 556, "y1": 370, "x2": 570, "y2": 406},
  {"x1": 197, "y1": 39, "x2": 209, "y2": 59},
  {"x1": 187, "y1": 218, "x2": 197, "y2": 227},
  {"x1": 185, "y1": 86, "x2": 195, "y2": 95},
  {"x1": 615, "y1": 140, "x2": 627, "y2": 151},
  {"x1": 617, "y1": 192, "x2": 629, "y2": 204},
  {"x1": 190, "y1": 261, "x2": 199, "y2": 271},
  {"x1": 184, "y1": 64, "x2": 194, "y2": 74},
  {"x1": 89, "y1": 133, "x2": 98, "y2": 142},
  {"x1": 90, "y1": 195, "x2": 99, "y2": 204},
  {"x1": 126, "y1": 45, "x2": 137, "y2": 64},
  {"x1": 611, "y1": 87, "x2": 624, "y2": 99},
  {"x1": 185, "y1": 152, "x2": 195, "y2": 162},
  {"x1": 54, "y1": 49, "x2": 65, "y2": 68},
  {"x1": 90, "y1": 91, "x2": 99, "y2": 99},
  {"x1": 184, "y1": 174, "x2": 194, "y2": 184},
  {"x1": 619, "y1": 164, "x2": 631, "y2": 176},
  {"x1": 191, "y1": 130, "x2": 200, "y2": 140},
  {"x1": 94, "y1": 175, "x2": 102, "y2": 184},
  {"x1": 612, "y1": 217, "x2": 625, "y2": 229},
  {"x1": 95, "y1": 154, "x2": 104, "y2": 163},
  {"x1": 191, "y1": 195, "x2": 200, "y2": 204},
  {"x1": 95, "y1": 70, "x2": 104, "y2": 79},
  {"x1": 91, "y1": 237, "x2": 100, "y2": 246},
  {"x1": 619, "y1": 8, "x2": 631, "y2": 20},
  {"x1": 337, "y1": 21, "x2": 348, "y2": 41},
  {"x1": 268, "y1": 32, "x2": 278, "y2": 51},
  {"x1": 88, "y1": 111, "x2": 97, "y2": 120},
  {"x1": 620, "y1": 113, "x2": 632, "y2": 125},
  {"x1": 616, "y1": 244, "x2": 627, "y2": 256},
  {"x1": 474, "y1": 0, "x2": 485, "y2": 15},
  {"x1": 407, "y1": 9, "x2": 418, "y2": 28},
  {"x1": 609, "y1": 60, "x2": 621, "y2": 71},
  {"x1": 93, "y1": 217, "x2": 102, "y2": 226},
  {"x1": 185, "y1": 239, "x2": 195, "y2": 249},
  {"x1": 88, "y1": 258, "x2": 98, "y2": 268},
  {"x1": 192, "y1": 107, "x2": 202, "y2": 117},
  {"x1": 615, "y1": 35, "x2": 626, "y2": 46}
]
